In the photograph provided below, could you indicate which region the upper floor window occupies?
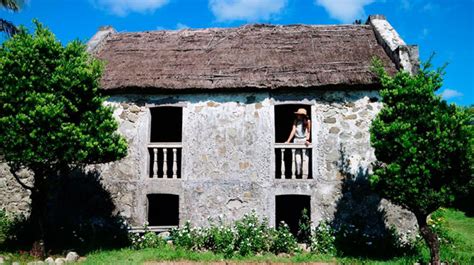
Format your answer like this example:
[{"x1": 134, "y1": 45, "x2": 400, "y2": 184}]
[
  {"x1": 275, "y1": 104, "x2": 312, "y2": 179},
  {"x1": 148, "y1": 106, "x2": 182, "y2": 179}
]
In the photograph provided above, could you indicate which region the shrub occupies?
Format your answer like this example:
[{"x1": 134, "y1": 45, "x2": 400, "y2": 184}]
[
  {"x1": 170, "y1": 221, "x2": 206, "y2": 251},
  {"x1": 204, "y1": 219, "x2": 235, "y2": 257},
  {"x1": 271, "y1": 222, "x2": 299, "y2": 254},
  {"x1": 310, "y1": 221, "x2": 336, "y2": 255},
  {"x1": 429, "y1": 210, "x2": 456, "y2": 246},
  {"x1": 234, "y1": 211, "x2": 273, "y2": 256},
  {"x1": 129, "y1": 231, "x2": 165, "y2": 250},
  {"x1": 171, "y1": 211, "x2": 302, "y2": 257},
  {"x1": 297, "y1": 208, "x2": 312, "y2": 244},
  {"x1": 0, "y1": 209, "x2": 13, "y2": 244}
]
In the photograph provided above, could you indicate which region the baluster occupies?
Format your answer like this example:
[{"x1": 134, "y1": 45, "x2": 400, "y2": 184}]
[
  {"x1": 172, "y1": 148, "x2": 178, "y2": 179},
  {"x1": 280, "y1": 149, "x2": 285, "y2": 179},
  {"x1": 152, "y1": 148, "x2": 158, "y2": 178},
  {"x1": 291, "y1": 148, "x2": 296, "y2": 179},
  {"x1": 302, "y1": 148, "x2": 309, "y2": 179},
  {"x1": 163, "y1": 148, "x2": 168, "y2": 178}
]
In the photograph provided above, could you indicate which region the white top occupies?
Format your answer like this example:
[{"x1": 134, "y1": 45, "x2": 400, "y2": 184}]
[{"x1": 295, "y1": 119, "x2": 307, "y2": 139}]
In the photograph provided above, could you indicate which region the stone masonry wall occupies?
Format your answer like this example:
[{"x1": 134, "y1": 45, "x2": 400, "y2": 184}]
[{"x1": 0, "y1": 89, "x2": 417, "y2": 239}]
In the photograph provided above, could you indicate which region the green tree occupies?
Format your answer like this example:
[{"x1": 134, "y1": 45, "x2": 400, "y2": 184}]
[
  {"x1": 1, "y1": 0, "x2": 23, "y2": 36},
  {"x1": 370, "y1": 59, "x2": 473, "y2": 264},
  {"x1": 0, "y1": 21, "x2": 127, "y2": 255}
]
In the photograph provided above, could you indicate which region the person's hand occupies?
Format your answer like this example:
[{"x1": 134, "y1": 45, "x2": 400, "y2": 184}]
[
  {"x1": 285, "y1": 140, "x2": 290, "y2": 143},
  {"x1": 305, "y1": 140, "x2": 310, "y2": 146}
]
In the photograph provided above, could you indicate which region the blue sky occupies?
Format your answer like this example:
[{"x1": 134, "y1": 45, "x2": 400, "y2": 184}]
[{"x1": 1, "y1": 0, "x2": 473, "y2": 106}]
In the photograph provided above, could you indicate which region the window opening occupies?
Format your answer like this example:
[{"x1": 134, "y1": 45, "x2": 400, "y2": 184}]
[
  {"x1": 149, "y1": 107, "x2": 182, "y2": 179},
  {"x1": 275, "y1": 195, "x2": 311, "y2": 237},
  {"x1": 147, "y1": 194, "x2": 179, "y2": 226},
  {"x1": 275, "y1": 105, "x2": 312, "y2": 179}
]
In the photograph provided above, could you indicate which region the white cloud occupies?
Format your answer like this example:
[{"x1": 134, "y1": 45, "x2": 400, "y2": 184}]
[
  {"x1": 209, "y1": 0, "x2": 287, "y2": 22},
  {"x1": 91, "y1": 0, "x2": 169, "y2": 16},
  {"x1": 176, "y1": 23, "x2": 189, "y2": 30},
  {"x1": 315, "y1": 0, "x2": 376, "y2": 23},
  {"x1": 441, "y1": 89, "x2": 463, "y2": 99}
]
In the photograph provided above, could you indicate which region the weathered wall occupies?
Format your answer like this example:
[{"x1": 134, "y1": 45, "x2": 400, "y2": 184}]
[
  {"x1": 0, "y1": 165, "x2": 31, "y2": 216},
  {"x1": 0, "y1": 89, "x2": 417, "y2": 239}
]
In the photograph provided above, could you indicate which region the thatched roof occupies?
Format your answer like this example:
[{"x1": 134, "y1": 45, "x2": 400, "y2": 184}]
[{"x1": 92, "y1": 24, "x2": 398, "y2": 92}]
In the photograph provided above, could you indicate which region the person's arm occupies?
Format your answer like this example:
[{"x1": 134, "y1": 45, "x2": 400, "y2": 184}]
[
  {"x1": 305, "y1": 120, "x2": 311, "y2": 145},
  {"x1": 285, "y1": 121, "x2": 296, "y2": 143}
]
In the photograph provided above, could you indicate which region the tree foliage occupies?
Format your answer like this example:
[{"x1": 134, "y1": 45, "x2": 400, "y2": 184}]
[
  {"x1": 0, "y1": 20, "x2": 127, "y2": 171},
  {"x1": 0, "y1": 20, "x2": 127, "y2": 253},
  {"x1": 370, "y1": 58, "x2": 473, "y2": 264}
]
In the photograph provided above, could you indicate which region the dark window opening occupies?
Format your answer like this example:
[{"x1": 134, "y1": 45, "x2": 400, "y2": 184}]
[
  {"x1": 275, "y1": 195, "x2": 311, "y2": 237},
  {"x1": 149, "y1": 107, "x2": 182, "y2": 179},
  {"x1": 274, "y1": 104, "x2": 311, "y2": 143},
  {"x1": 150, "y1": 107, "x2": 182, "y2": 142},
  {"x1": 147, "y1": 194, "x2": 179, "y2": 226}
]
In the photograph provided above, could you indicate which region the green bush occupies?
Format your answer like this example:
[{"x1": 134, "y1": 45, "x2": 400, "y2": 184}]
[
  {"x1": 234, "y1": 212, "x2": 273, "y2": 256},
  {"x1": 171, "y1": 211, "x2": 300, "y2": 257},
  {"x1": 310, "y1": 221, "x2": 336, "y2": 255},
  {"x1": 129, "y1": 231, "x2": 166, "y2": 250},
  {"x1": 0, "y1": 209, "x2": 13, "y2": 244},
  {"x1": 203, "y1": 219, "x2": 235, "y2": 257},
  {"x1": 297, "y1": 208, "x2": 312, "y2": 244},
  {"x1": 271, "y1": 222, "x2": 299, "y2": 254},
  {"x1": 170, "y1": 221, "x2": 206, "y2": 251}
]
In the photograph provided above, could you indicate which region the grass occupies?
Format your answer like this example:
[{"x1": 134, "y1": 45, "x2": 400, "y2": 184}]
[{"x1": 1, "y1": 208, "x2": 473, "y2": 264}]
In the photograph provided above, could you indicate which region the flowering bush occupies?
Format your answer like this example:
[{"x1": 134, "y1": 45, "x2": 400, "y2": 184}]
[
  {"x1": 171, "y1": 221, "x2": 206, "y2": 251},
  {"x1": 234, "y1": 211, "x2": 274, "y2": 256},
  {"x1": 170, "y1": 211, "x2": 300, "y2": 257},
  {"x1": 428, "y1": 210, "x2": 455, "y2": 246},
  {"x1": 271, "y1": 222, "x2": 299, "y2": 254},
  {"x1": 310, "y1": 221, "x2": 336, "y2": 255},
  {"x1": 129, "y1": 230, "x2": 165, "y2": 250},
  {"x1": 204, "y1": 219, "x2": 235, "y2": 257}
]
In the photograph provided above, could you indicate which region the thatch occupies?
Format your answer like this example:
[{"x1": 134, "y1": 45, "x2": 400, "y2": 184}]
[{"x1": 93, "y1": 24, "x2": 397, "y2": 92}]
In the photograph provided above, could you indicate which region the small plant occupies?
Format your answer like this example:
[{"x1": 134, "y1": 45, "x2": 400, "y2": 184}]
[
  {"x1": 297, "y1": 208, "x2": 312, "y2": 244},
  {"x1": 310, "y1": 221, "x2": 336, "y2": 255},
  {"x1": 234, "y1": 211, "x2": 273, "y2": 256},
  {"x1": 129, "y1": 223, "x2": 165, "y2": 250},
  {"x1": 271, "y1": 222, "x2": 299, "y2": 254},
  {"x1": 204, "y1": 218, "x2": 235, "y2": 257},
  {"x1": 0, "y1": 209, "x2": 13, "y2": 244},
  {"x1": 429, "y1": 209, "x2": 456, "y2": 246},
  {"x1": 170, "y1": 221, "x2": 206, "y2": 251}
]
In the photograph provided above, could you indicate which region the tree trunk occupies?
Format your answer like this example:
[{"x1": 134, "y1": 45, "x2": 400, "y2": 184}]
[
  {"x1": 29, "y1": 178, "x2": 48, "y2": 258},
  {"x1": 416, "y1": 214, "x2": 440, "y2": 265}
]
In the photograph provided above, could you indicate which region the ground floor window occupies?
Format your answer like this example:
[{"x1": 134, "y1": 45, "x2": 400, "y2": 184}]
[
  {"x1": 275, "y1": 195, "x2": 311, "y2": 236},
  {"x1": 147, "y1": 194, "x2": 179, "y2": 226}
]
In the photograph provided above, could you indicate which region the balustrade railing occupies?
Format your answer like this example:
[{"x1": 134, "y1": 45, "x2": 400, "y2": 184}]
[
  {"x1": 275, "y1": 143, "x2": 312, "y2": 179},
  {"x1": 148, "y1": 142, "x2": 182, "y2": 179}
]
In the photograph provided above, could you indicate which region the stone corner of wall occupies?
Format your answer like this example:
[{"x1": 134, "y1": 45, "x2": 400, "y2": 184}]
[
  {"x1": 86, "y1": 26, "x2": 117, "y2": 54},
  {"x1": 366, "y1": 14, "x2": 420, "y2": 75}
]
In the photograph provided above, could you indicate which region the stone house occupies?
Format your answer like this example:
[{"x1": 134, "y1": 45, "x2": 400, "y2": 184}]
[{"x1": 1, "y1": 15, "x2": 419, "y2": 236}]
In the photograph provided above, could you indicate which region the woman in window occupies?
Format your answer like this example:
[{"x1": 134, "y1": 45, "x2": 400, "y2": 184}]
[{"x1": 285, "y1": 108, "x2": 311, "y2": 176}]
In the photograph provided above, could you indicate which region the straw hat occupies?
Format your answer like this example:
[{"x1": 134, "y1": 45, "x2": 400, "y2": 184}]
[{"x1": 294, "y1": 108, "x2": 307, "y2": 116}]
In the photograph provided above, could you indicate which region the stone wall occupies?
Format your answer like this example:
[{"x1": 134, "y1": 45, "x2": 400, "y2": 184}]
[
  {"x1": 0, "y1": 89, "x2": 417, "y2": 239},
  {"x1": 0, "y1": 164, "x2": 32, "y2": 216}
]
